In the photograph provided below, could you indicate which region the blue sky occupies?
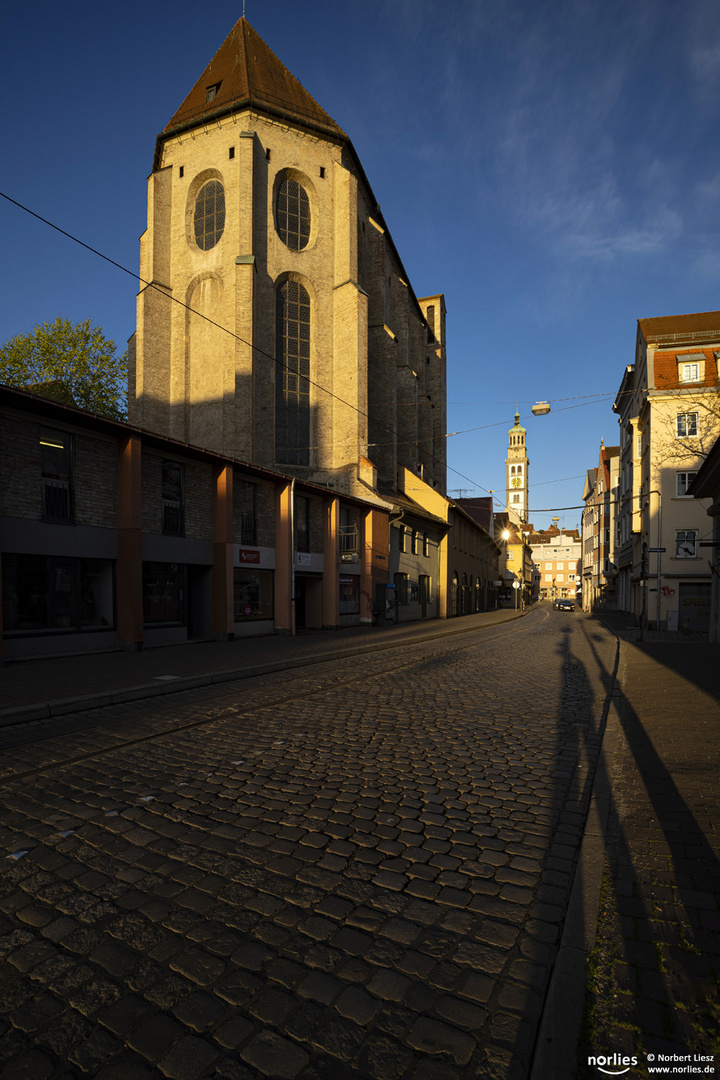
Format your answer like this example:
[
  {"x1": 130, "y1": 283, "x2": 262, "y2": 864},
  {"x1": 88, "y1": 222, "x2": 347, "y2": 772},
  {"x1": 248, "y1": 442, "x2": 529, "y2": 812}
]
[{"x1": 2, "y1": 0, "x2": 719, "y2": 530}]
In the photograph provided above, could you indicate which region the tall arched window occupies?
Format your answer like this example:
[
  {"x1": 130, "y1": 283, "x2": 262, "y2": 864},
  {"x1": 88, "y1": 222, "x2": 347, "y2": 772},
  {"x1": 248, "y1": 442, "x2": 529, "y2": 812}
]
[
  {"x1": 276, "y1": 178, "x2": 311, "y2": 250},
  {"x1": 276, "y1": 280, "x2": 310, "y2": 465},
  {"x1": 194, "y1": 180, "x2": 225, "y2": 250}
]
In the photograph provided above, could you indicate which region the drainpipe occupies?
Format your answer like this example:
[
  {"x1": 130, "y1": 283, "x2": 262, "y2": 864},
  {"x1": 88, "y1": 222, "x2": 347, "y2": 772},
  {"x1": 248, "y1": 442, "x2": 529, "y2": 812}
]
[
  {"x1": 290, "y1": 478, "x2": 295, "y2": 637},
  {"x1": 655, "y1": 491, "x2": 662, "y2": 631}
]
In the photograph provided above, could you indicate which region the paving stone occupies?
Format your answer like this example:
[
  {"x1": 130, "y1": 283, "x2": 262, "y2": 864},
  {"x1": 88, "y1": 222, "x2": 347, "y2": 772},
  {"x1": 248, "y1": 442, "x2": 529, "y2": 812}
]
[
  {"x1": 434, "y1": 994, "x2": 489, "y2": 1030},
  {"x1": 297, "y1": 970, "x2": 342, "y2": 1005},
  {"x1": 213, "y1": 1015, "x2": 254, "y2": 1050},
  {"x1": 240, "y1": 1030, "x2": 310, "y2": 1078},
  {"x1": 126, "y1": 1014, "x2": 185, "y2": 1061},
  {"x1": 407, "y1": 1016, "x2": 476, "y2": 1066},
  {"x1": 157, "y1": 1034, "x2": 218, "y2": 1079},
  {"x1": 334, "y1": 985, "x2": 380, "y2": 1025},
  {"x1": 9, "y1": 992, "x2": 64, "y2": 1032},
  {"x1": 311, "y1": 1017, "x2": 365, "y2": 1063},
  {"x1": 97, "y1": 993, "x2": 156, "y2": 1036},
  {"x1": 1, "y1": 1048, "x2": 55, "y2": 1079},
  {"x1": 68, "y1": 1025, "x2": 124, "y2": 1072},
  {"x1": 367, "y1": 967, "x2": 411, "y2": 1002},
  {"x1": 36, "y1": 1006, "x2": 92, "y2": 1056},
  {"x1": 172, "y1": 990, "x2": 226, "y2": 1031}
]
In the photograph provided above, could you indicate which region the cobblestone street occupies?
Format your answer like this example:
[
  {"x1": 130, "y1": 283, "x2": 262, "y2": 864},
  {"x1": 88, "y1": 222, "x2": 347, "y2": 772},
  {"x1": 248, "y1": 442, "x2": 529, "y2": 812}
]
[{"x1": 0, "y1": 608, "x2": 618, "y2": 1080}]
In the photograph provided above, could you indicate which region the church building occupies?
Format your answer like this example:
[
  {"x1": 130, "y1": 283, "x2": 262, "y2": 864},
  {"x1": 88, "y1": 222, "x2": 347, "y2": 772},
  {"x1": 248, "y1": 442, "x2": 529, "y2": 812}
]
[{"x1": 128, "y1": 18, "x2": 447, "y2": 503}]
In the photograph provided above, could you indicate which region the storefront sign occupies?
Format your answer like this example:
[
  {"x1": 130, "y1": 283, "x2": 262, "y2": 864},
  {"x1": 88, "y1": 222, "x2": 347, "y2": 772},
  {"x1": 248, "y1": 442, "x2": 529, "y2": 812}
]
[{"x1": 238, "y1": 549, "x2": 260, "y2": 564}]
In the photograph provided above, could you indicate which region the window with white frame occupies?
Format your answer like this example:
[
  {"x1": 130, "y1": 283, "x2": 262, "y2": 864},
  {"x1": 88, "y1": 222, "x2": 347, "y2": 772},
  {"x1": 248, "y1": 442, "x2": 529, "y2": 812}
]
[
  {"x1": 544, "y1": 574, "x2": 552, "y2": 582},
  {"x1": 675, "y1": 530, "x2": 698, "y2": 558},
  {"x1": 678, "y1": 356, "x2": 704, "y2": 383},
  {"x1": 676, "y1": 471, "x2": 698, "y2": 497},
  {"x1": 544, "y1": 562, "x2": 552, "y2": 570},
  {"x1": 677, "y1": 412, "x2": 698, "y2": 438},
  {"x1": 556, "y1": 562, "x2": 564, "y2": 570},
  {"x1": 557, "y1": 574, "x2": 564, "y2": 582}
]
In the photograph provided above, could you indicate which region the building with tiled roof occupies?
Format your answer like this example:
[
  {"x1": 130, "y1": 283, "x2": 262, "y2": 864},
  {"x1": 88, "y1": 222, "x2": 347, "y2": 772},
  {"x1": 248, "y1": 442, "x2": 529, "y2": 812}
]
[
  {"x1": 130, "y1": 17, "x2": 446, "y2": 504},
  {"x1": 127, "y1": 17, "x2": 455, "y2": 629}
]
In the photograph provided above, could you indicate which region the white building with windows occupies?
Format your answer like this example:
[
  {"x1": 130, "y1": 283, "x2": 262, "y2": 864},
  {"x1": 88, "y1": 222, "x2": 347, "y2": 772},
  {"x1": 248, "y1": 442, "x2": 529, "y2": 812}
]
[
  {"x1": 611, "y1": 310, "x2": 719, "y2": 631},
  {"x1": 528, "y1": 526, "x2": 581, "y2": 602}
]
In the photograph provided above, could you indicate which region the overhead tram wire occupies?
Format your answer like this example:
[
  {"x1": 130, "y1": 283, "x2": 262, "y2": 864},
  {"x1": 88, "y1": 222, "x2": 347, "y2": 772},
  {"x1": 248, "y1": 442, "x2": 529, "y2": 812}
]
[
  {"x1": 1, "y1": 190, "x2": 461, "y2": 476},
  {"x1": 0, "y1": 189, "x2": 611, "y2": 516}
]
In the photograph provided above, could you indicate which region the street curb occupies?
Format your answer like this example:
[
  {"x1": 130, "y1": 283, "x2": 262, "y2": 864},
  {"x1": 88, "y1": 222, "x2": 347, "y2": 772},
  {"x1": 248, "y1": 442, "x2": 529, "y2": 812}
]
[
  {"x1": 530, "y1": 630, "x2": 623, "y2": 1080},
  {"x1": 0, "y1": 609, "x2": 531, "y2": 728}
]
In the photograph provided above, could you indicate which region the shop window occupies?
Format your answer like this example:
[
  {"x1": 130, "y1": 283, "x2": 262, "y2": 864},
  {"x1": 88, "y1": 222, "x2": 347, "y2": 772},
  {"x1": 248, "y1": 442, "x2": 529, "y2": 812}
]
[
  {"x1": 419, "y1": 574, "x2": 431, "y2": 604},
  {"x1": 239, "y1": 481, "x2": 257, "y2": 545},
  {"x1": 394, "y1": 572, "x2": 410, "y2": 605},
  {"x1": 234, "y1": 568, "x2": 274, "y2": 620},
  {"x1": 2, "y1": 554, "x2": 114, "y2": 634},
  {"x1": 40, "y1": 429, "x2": 73, "y2": 522},
  {"x1": 162, "y1": 460, "x2": 184, "y2": 535},
  {"x1": 295, "y1": 496, "x2": 310, "y2": 552},
  {"x1": 143, "y1": 563, "x2": 186, "y2": 625},
  {"x1": 339, "y1": 575, "x2": 360, "y2": 615}
]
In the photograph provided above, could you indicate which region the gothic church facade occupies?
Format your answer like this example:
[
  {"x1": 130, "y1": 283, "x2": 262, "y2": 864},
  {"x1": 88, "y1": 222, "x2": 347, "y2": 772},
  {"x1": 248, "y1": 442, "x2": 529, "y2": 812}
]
[{"x1": 129, "y1": 18, "x2": 447, "y2": 501}]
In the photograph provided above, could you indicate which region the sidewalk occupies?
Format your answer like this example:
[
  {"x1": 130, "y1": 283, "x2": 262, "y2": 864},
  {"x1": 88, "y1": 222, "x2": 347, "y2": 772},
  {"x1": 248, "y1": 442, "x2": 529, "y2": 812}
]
[
  {"x1": 535, "y1": 611, "x2": 720, "y2": 1078},
  {"x1": 0, "y1": 607, "x2": 527, "y2": 726}
]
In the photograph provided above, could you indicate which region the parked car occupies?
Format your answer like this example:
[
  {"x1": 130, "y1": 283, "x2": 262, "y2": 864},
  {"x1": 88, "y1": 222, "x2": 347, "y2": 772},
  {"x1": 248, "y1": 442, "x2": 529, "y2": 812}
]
[{"x1": 556, "y1": 598, "x2": 575, "y2": 612}]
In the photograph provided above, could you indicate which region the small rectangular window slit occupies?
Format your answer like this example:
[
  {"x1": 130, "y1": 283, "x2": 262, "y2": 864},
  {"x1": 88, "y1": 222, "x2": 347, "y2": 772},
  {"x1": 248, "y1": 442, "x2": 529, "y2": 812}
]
[
  {"x1": 229, "y1": 146, "x2": 235, "y2": 159},
  {"x1": 179, "y1": 166, "x2": 184, "y2": 178}
]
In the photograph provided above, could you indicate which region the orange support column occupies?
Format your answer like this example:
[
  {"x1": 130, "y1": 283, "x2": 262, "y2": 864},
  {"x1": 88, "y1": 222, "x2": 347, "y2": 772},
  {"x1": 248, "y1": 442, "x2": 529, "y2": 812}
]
[
  {"x1": 213, "y1": 464, "x2": 234, "y2": 639},
  {"x1": 275, "y1": 481, "x2": 294, "y2": 634},
  {"x1": 360, "y1": 508, "x2": 375, "y2": 624},
  {"x1": 323, "y1": 496, "x2": 340, "y2": 629},
  {"x1": 117, "y1": 434, "x2": 144, "y2": 650}
]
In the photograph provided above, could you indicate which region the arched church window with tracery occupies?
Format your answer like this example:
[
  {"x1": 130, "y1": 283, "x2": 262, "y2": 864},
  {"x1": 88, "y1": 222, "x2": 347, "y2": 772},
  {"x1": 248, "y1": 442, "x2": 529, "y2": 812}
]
[
  {"x1": 194, "y1": 180, "x2": 225, "y2": 250},
  {"x1": 276, "y1": 280, "x2": 311, "y2": 466},
  {"x1": 276, "y1": 179, "x2": 311, "y2": 250}
]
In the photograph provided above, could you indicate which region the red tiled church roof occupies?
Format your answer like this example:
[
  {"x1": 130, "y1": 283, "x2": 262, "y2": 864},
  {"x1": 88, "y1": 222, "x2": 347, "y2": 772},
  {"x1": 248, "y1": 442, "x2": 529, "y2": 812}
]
[{"x1": 160, "y1": 18, "x2": 346, "y2": 143}]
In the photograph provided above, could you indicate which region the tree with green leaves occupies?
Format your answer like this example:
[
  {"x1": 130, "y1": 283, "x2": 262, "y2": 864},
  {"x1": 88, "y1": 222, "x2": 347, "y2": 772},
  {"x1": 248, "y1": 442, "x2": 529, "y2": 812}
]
[{"x1": 0, "y1": 317, "x2": 128, "y2": 419}]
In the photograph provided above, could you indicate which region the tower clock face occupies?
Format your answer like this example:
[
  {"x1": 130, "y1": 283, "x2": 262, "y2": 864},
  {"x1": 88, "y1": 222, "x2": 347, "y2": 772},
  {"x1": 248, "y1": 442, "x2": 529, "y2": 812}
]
[{"x1": 511, "y1": 477, "x2": 522, "y2": 488}]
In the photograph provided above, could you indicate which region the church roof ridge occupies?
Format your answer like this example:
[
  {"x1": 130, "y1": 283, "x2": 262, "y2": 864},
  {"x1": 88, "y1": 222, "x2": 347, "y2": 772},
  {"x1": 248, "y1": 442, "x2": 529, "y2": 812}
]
[{"x1": 159, "y1": 18, "x2": 347, "y2": 147}]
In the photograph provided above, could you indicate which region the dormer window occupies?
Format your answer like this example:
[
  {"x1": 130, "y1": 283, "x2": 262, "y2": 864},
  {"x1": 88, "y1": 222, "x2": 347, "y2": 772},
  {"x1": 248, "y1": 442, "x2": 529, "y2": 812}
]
[
  {"x1": 206, "y1": 83, "x2": 221, "y2": 103},
  {"x1": 678, "y1": 353, "x2": 704, "y2": 383}
]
